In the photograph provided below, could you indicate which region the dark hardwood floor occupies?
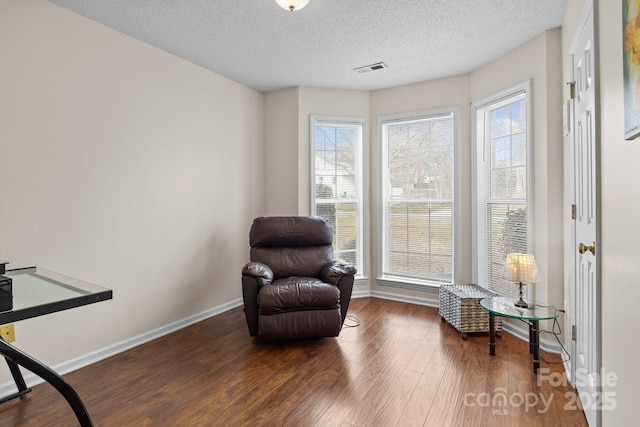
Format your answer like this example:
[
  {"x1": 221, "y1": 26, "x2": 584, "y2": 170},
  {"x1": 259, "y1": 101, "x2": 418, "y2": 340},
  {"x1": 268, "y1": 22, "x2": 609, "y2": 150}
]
[{"x1": 0, "y1": 297, "x2": 587, "y2": 426}]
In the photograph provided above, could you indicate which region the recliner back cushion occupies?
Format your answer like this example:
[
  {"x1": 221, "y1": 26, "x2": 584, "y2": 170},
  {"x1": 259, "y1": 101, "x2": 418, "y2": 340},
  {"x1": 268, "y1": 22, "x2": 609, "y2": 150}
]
[
  {"x1": 250, "y1": 216, "x2": 332, "y2": 247},
  {"x1": 249, "y1": 216, "x2": 334, "y2": 279}
]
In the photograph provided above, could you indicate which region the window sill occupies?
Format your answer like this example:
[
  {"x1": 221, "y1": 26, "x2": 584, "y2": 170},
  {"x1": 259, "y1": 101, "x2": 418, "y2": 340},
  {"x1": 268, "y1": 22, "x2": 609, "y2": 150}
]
[{"x1": 376, "y1": 277, "x2": 444, "y2": 293}]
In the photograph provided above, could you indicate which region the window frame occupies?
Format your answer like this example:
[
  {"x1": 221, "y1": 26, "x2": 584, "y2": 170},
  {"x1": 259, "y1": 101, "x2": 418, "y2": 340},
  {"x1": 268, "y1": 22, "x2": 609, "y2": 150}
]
[
  {"x1": 376, "y1": 107, "x2": 461, "y2": 291},
  {"x1": 471, "y1": 81, "x2": 534, "y2": 297},
  {"x1": 310, "y1": 115, "x2": 368, "y2": 282}
]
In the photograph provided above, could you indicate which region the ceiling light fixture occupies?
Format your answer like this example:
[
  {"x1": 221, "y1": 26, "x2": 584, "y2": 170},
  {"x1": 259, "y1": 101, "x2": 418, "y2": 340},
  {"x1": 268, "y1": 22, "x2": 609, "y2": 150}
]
[{"x1": 274, "y1": 0, "x2": 310, "y2": 11}]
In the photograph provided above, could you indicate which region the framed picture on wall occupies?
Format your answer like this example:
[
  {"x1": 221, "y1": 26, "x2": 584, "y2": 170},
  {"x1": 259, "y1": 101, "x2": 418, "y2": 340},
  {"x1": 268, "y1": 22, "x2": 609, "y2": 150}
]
[{"x1": 624, "y1": 0, "x2": 640, "y2": 139}]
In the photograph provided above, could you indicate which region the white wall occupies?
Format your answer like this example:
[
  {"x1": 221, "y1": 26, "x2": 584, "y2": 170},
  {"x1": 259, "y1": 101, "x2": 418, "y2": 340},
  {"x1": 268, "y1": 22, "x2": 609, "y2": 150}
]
[
  {"x1": 598, "y1": 0, "x2": 640, "y2": 417},
  {"x1": 594, "y1": 0, "x2": 639, "y2": 423},
  {"x1": 264, "y1": 87, "x2": 299, "y2": 216},
  {"x1": 0, "y1": 0, "x2": 264, "y2": 383}
]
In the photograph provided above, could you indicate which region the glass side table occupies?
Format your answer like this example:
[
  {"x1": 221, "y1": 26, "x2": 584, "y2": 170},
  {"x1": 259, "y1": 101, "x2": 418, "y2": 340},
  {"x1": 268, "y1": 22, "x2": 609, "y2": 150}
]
[
  {"x1": 0, "y1": 266, "x2": 113, "y2": 427},
  {"x1": 480, "y1": 296, "x2": 558, "y2": 373}
]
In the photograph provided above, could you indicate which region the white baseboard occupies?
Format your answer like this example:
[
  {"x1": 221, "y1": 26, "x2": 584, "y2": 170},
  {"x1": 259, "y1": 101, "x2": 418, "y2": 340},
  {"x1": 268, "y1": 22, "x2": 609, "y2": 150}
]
[
  {"x1": 351, "y1": 287, "x2": 439, "y2": 307},
  {"x1": 0, "y1": 298, "x2": 243, "y2": 397},
  {"x1": 564, "y1": 357, "x2": 572, "y2": 385},
  {"x1": 499, "y1": 321, "x2": 565, "y2": 355},
  {"x1": 370, "y1": 290, "x2": 440, "y2": 308},
  {"x1": 351, "y1": 288, "x2": 372, "y2": 299}
]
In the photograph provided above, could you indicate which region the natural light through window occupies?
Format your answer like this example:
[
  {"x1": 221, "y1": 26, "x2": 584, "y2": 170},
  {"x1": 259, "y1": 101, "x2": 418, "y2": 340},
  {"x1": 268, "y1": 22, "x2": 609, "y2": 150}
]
[
  {"x1": 311, "y1": 117, "x2": 365, "y2": 277},
  {"x1": 474, "y1": 83, "x2": 531, "y2": 297},
  {"x1": 379, "y1": 110, "x2": 456, "y2": 286}
]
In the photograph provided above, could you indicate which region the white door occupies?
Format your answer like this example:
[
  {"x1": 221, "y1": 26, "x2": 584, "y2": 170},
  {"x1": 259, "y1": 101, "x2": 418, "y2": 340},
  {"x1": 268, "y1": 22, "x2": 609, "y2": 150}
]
[{"x1": 571, "y1": 5, "x2": 600, "y2": 427}]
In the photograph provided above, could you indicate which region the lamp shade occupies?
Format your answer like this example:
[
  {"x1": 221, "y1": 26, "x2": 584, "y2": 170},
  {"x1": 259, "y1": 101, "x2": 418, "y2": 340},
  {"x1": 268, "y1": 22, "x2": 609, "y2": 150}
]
[
  {"x1": 274, "y1": 0, "x2": 310, "y2": 11},
  {"x1": 503, "y1": 253, "x2": 540, "y2": 283}
]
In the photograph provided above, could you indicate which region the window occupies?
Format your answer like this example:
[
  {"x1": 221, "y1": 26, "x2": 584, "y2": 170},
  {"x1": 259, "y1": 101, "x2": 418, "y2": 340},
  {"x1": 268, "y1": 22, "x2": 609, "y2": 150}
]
[
  {"x1": 311, "y1": 116, "x2": 365, "y2": 278},
  {"x1": 379, "y1": 109, "x2": 457, "y2": 287},
  {"x1": 473, "y1": 83, "x2": 531, "y2": 297}
]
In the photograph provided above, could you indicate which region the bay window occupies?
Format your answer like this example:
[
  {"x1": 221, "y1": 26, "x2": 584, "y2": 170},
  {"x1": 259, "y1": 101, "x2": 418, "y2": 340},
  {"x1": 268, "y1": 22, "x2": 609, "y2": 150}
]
[
  {"x1": 473, "y1": 82, "x2": 532, "y2": 297},
  {"x1": 311, "y1": 116, "x2": 365, "y2": 278}
]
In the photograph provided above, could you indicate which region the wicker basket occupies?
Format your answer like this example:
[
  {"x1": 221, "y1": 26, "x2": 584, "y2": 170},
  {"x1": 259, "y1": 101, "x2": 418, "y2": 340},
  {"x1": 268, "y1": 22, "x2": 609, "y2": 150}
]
[{"x1": 439, "y1": 284, "x2": 503, "y2": 339}]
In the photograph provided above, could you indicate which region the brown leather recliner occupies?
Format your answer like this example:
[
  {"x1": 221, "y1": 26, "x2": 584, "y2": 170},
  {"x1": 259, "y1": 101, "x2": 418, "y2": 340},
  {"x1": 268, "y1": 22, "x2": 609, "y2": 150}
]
[{"x1": 241, "y1": 216, "x2": 357, "y2": 339}]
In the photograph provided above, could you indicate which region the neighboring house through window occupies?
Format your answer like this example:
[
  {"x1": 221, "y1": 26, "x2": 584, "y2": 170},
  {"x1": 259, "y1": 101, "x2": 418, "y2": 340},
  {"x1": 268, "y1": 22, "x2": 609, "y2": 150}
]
[{"x1": 311, "y1": 116, "x2": 365, "y2": 279}]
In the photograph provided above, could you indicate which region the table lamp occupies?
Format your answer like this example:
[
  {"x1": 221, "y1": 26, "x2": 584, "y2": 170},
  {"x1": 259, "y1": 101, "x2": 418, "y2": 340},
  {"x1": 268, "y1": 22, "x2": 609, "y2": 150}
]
[{"x1": 503, "y1": 253, "x2": 539, "y2": 308}]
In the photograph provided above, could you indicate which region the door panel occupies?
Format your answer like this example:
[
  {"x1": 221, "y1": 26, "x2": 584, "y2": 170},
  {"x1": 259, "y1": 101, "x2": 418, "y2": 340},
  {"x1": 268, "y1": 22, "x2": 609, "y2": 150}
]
[{"x1": 571, "y1": 5, "x2": 599, "y2": 427}]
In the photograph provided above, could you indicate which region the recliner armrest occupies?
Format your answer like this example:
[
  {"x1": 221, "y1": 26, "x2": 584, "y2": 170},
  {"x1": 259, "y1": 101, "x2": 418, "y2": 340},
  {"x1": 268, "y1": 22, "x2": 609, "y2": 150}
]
[
  {"x1": 242, "y1": 262, "x2": 274, "y2": 286},
  {"x1": 320, "y1": 260, "x2": 357, "y2": 285}
]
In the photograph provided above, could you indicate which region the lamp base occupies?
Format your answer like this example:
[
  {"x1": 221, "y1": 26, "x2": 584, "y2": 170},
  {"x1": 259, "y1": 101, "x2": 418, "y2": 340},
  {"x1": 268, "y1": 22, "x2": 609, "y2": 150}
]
[{"x1": 514, "y1": 282, "x2": 528, "y2": 308}]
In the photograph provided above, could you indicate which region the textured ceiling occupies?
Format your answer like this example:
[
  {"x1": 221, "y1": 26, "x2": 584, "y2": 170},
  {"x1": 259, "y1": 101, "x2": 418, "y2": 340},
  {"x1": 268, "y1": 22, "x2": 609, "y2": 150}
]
[{"x1": 48, "y1": 0, "x2": 567, "y2": 93}]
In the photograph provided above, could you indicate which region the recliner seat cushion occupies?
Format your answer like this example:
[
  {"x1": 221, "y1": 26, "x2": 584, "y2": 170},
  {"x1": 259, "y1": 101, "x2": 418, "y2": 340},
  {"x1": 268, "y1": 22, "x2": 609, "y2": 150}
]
[{"x1": 258, "y1": 277, "x2": 340, "y2": 314}]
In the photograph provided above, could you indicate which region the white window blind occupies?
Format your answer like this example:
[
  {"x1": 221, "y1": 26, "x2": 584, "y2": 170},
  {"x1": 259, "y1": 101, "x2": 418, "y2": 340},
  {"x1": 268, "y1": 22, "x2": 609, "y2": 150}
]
[
  {"x1": 475, "y1": 88, "x2": 530, "y2": 297},
  {"x1": 311, "y1": 117, "x2": 364, "y2": 276},
  {"x1": 381, "y1": 112, "x2": 454, "y2": 284}
]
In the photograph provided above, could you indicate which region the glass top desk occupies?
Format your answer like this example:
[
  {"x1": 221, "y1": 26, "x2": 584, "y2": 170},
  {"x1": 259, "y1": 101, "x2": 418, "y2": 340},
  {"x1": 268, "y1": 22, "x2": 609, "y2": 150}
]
[
  {"x1": 480, "y1": 296, "x2": 558, "y2": 373},
  {"x1": 0, "y1": 265, "x2": 113, "y2": 427}
]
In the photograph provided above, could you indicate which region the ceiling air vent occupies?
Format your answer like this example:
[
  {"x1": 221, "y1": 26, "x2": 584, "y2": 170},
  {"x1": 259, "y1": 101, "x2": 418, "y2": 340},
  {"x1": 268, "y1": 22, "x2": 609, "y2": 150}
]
[{"x1": 354, "y1": 62, "x2": 388, "y2": 73}]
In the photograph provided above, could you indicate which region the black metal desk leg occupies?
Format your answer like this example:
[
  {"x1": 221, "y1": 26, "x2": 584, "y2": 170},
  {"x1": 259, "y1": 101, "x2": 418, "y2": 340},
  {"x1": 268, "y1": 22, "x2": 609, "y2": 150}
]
[
  {"x1": 489, "y1": 312, "x2": 496, "y2": 356},
  {"x1": 0, "y1": 339, "x2": 93, "y2": 426},
  {"x1": 0, "y1": 355, "x2": 32, "y2": 404},
  {"x1": 532, "y1": 320, "x2": 540, "y2": 373}
]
